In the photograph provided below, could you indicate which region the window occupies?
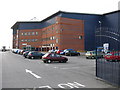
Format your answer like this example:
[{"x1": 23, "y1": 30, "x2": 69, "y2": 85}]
[
  {"x1": 28, "y1": 32, "x2": 31, "y2": 35},
  {"x1": 28, "y1": 39, "x2": 31, "y2": 42},
  {"x1": 31, "y1": 39, "x2": 35, "y2": 42},
  {"x1": 32, "y1": 32, "x2": 35, "y2": 35},
  {"x1": 24, "y1": 39, "x2": 27, "y2": 42},
  {"x1": 56, "y1": 29, "x2": 58, "y2": 33},
  {"x1": 53, "y1": 36, "x2": 55, "y2": 40},
  {"x1": 50, "y1": 37, "x2": 53, "y2": 40},
  {"x1": 21, "y1": 39, "x2": 24, "y2": 42},
  {"x1": 24, "y1": 32, "x2": 27, "y2": 36},
  {"x1": 56, "y1": 39, "x2": 58, "y2": 43},
  {"x1": 79, "y1": 36, "x2": 82, "y2": 39},
  {"x1": 52, "y1": 27, "x2": 54, "y2": 30},
  {"x1": 35, "y1": 39, "x2": 38, "y2": 42},
  {"x1": 21, "y1": 33, "x2": 24, "y2": 35},
  {"x1": 36, "y1": 32, "x2": 38, "y2": 35}
]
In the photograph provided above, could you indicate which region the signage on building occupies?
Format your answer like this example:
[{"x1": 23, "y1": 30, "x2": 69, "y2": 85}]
[
  {"x1": 22, "y1": 43, "x2": 27, "y2": 45},
  {"x1": 103, "y1": 43, "x2": 109, "y2": 53}
]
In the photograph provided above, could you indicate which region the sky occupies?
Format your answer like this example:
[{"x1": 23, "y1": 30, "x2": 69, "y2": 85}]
[{"x1": 0, "y1": 0, "x2": 119, "y2": 49}]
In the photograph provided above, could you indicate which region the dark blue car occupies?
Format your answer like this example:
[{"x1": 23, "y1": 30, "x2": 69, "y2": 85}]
[{"x1": 27, "y1": 51, "x2": 44, "y2": 59}]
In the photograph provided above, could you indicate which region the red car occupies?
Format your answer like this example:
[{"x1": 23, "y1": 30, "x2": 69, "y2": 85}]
[
  {"x1": 104, "y1": 52, "x2": 120, "y2": 61},
  {"x1": 42, "y1": 53, "x2": 68, "y2": 63},
  {"x1": 56, "y1": 50, "x2": 63, "y2": 54}
]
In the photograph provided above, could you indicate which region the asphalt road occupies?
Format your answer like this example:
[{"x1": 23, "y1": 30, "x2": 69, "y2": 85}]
[{"x1": 1, "y1": 51, "x2": 115, "y2": 89}]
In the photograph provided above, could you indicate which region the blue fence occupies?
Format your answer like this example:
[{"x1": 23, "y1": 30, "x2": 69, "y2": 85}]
[{"x1": 96, "y1": 27, "x2": 120, "y2": 87}]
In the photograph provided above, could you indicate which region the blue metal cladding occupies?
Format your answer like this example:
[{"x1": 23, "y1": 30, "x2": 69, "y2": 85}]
[
  {"x1": 19, "y1": 17, "x2": 56, "y2": 30},
  {"x1": 60, "y1": 13, "x2": 102, "y2": 51},
  {"x1": 99, "y1": 12, "x2": 120, "y2": 51}
]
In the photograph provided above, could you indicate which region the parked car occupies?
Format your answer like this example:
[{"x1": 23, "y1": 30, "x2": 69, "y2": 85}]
[
  {"x1": 42, "y1": 53, "x2": 68, "y2": 63},
  {"x1": 85, "y1": 51, "x2": 103, "y2": 59},
  {"x1": 56, "y1": 50, "x2": 63, "y2": 54},
  {"x1": 65, "y1": 50, "x2": 80, "y2": 56},
  {"x1": 48, "y1": 49, "x2": 56, "y2": 53},
  {"x1": 104, "y1": 52, "x2": 120, "y2": 61},
  {"x1": 12, "y1": 49, "x2": 20, "y2": 54},
  {"x1": 27, "y1": 51, "x2": 44, "y2": 59},
  {"x1": 17, "y1": 49, "x2": 22, "y2": 54},
  {"x1": 60, "y1": 49, "x2": 74, "y2": 55},
  {"x1": 23, "y1": 51, "x2": 30, "y2": 58}
]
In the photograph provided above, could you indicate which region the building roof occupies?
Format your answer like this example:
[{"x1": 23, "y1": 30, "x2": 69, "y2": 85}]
[
  {"x1": 11, "y1": 21, "x2": 41, "y2": 29},
  {"x1": 11, "y1": 10, "x2": 119, "y2": 29},
  {"x1": 103, "y1": 10, "x2": 120, "y2": 15}
]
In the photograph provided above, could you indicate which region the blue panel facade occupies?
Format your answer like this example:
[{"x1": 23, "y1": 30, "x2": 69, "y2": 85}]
[
  {"x1": 60, "y1": 13, "x2": 102, "y2": 51},
  {"x1": 19, "y1": 17, "x2": 57, "y2": 30},
  {"x1": 97, "y1": 12, "x2": 120, "y2": 51}
]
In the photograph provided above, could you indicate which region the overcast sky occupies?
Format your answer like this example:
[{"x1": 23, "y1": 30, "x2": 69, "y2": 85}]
[{"x1": 0, "y1": 0, "x2": 119, "y2": 49}]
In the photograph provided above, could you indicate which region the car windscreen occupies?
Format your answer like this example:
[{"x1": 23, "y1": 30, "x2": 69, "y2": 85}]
[{"x1": 43, "y1": 53, "x2": 50, "y2": 57}]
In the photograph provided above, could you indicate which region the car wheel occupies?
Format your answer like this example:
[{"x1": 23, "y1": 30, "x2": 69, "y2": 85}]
[
  {"x1": 47, "y1": 60, "x2": 52, "y2": 63},
  {"x1": 40, "y1": 56, "x2": 42, "y2": 59},
  {"x1": 86, "y1": 57, "x2": 89, "y2": 59},
  {"x1": 62, "y1": 61, "x2": 67, "y2": 63},
  {"x1": 43, "y1": 61, "x2": 46, "y2": 63},
  {"x1": 31, "y1": 57, "x2": 34, "y2": 59}
]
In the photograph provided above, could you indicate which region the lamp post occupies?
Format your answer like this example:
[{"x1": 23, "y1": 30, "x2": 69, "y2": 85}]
[{"x1": 98, "y1": 21, "x2": 102, "y2": 47}]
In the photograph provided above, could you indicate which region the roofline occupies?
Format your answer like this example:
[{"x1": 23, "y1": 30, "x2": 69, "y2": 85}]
[
  {"x1": 103, "y1": 10, "x2": 120, "y2": 15},
  {"x1": 38, "y1": 10, "x2": 102, "y2": 24},
  {"x1": 11, "y1": 10, "x2": 119, "y2": 29},
  {"x1": 11, "y1": 21, "x2": 41, "y2": 29},
  {"x1": 59, "y1": 11, "x2": 102, "y2": 16}
]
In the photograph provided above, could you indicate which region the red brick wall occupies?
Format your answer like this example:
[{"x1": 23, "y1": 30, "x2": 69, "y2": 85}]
[
  {"x1": 57, "y1": 17, "x2": 84, "y2": 51},
  {"x1": 14, "y1": 16, "x2": 84, "y2": 51},
  {"x1": 18, "y1": 29, "x2": 42, "y2": 49}
]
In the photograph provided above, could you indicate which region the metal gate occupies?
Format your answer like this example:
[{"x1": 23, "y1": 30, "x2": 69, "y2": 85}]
[{"x1": 95, "y1": 26, "x2": 120, "y2": 87}]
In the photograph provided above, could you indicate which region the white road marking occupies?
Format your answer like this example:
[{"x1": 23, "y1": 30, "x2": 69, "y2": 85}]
[
  {"x1": 25, "y1": 69, "x2": 41, "y2": 79},
  {"x1": 39, "y1": 85, "x2": 53, "y2": 89},
  {"x1": 58, "y1": 82, "x2": 85, "y2": 88},
  {"x1": 54, "y1": 67, "x2": 58, "y2": 69},
  {"x1": 60, "y1": 67, "x2": 80, "y2": 70}
]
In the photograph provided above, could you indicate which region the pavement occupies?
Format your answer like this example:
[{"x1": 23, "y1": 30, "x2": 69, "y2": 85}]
[{"x1": 1, "y1": 51, "x2": 116, "y2": 89}]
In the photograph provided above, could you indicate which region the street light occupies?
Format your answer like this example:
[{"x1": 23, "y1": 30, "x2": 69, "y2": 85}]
[{"x1": 98, "y1": 21, "x2": 102, "y2": 47}]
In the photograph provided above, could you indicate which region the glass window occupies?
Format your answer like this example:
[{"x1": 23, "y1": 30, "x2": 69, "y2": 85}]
[
  {"x1": 56, "y1": 39, "x2": 58, "y2": 43},
  {"x1": 24, "y1": 32, "x2": 27, "y2": 36},
  {"x1": 35, "y1": 39, "x2": 38, "y2": 42},
  {"x1": 36, "y1": 32, "x2": 38, "y2": 35},
  {"x1": 50, "y1": 37, "x2": 53, "y2": 40},
  {"x1": 31, "y1": 39, "x2": 34, "y2": 42},
  {"x1": 53, "y1": 36, "x2": 55, "y2": 40},
  {"x1": 56, "y1": 29, "x2": 58, "y2": 33},
  {"x1": 21, "y1": 39, "x2": 24, "y2": 42},
  {"x1": 24, "y1": 39, "x2": 27, "y2": 42},
  {"x1": 21, "y1": 33, "x2": 24, "y2": 35},
  {"x1": 32, "y1": 32, "x2": 35, "y2": 35},
  {"x1": 79, "y1": 36, "x2": 82, "y2": 39},
  {"x1": 28, "y1": 32, "x2": 31, "y2": 35},
  {"x1": 28, "y1": 39, "x2": 31, "y2": 42}
]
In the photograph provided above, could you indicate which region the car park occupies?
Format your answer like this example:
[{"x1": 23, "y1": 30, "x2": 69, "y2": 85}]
[
  {"x1": 27, "y1": 51, "x2": 44, "y2": 59},
  {"x1": 42, "y1": 53, "x2": 68, "y2": 63},
  {"x1": 104, "y1": 52, "x2": 120, "y2": 61},
  {"x1": 85, "y1": 51, "x2": 103, "y2": 59}
]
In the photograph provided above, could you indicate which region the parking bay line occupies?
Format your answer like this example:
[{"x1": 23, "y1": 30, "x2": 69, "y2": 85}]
[{"x1": 60, "y1": 67, "x2": 80, "y2": 70}]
